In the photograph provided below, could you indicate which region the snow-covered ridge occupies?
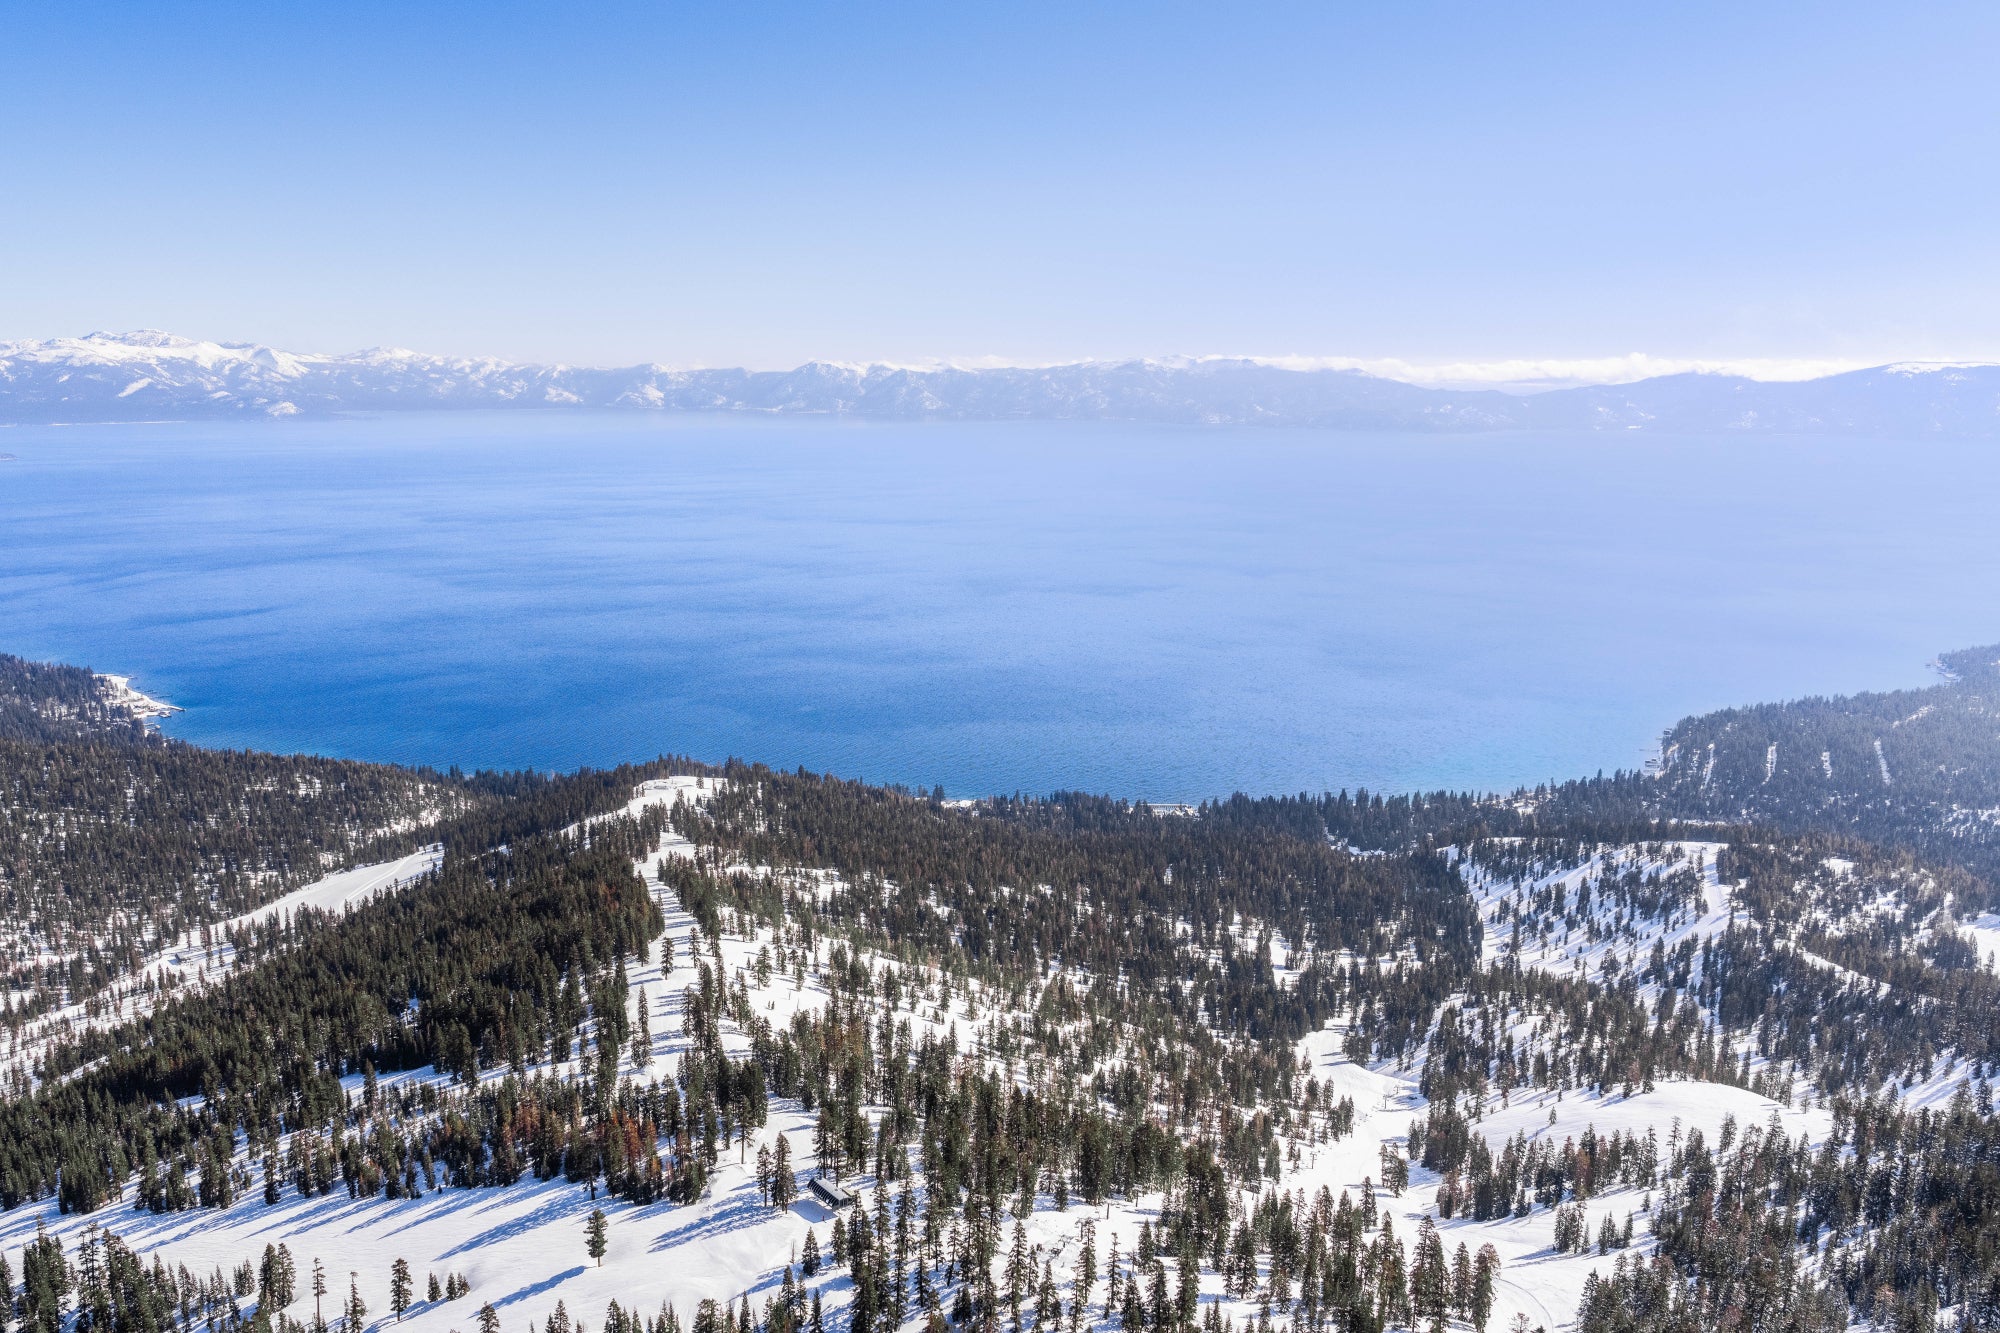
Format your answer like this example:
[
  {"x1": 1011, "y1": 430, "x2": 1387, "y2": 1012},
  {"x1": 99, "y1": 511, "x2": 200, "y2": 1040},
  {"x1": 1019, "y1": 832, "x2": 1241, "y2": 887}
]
[
  {"x1": 3, "y1": 845, "x2": 442, "y2": 1089},
  {"x1": 0, "y1": 807, "x2": 1947, "y2": 1333},
  {"x1": 9, "y1": 331, "x2": 2000, "y2": 434},
  {"x1": 0, "y1": 806, "x2": 1821, "y2": 1333}
]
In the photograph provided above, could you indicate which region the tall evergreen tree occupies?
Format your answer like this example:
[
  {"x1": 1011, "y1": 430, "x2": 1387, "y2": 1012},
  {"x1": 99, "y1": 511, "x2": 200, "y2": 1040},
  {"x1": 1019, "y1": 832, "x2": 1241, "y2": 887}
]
[
  {"x1": 771, "y1": 1134, "x2": 797, "y2": 1210},
  {"x1": 389, "y1": 1260, "x2": 413, "y2": 1322},
  {"x1": 632, "y1": 987, "x2": 653, "y2": 1069},
  {"x1": 587, "y1": 1209, "x2": 610, "y2": 1267},
  {"x1": 345, "y1": 1273, "x2": 367, "y2": 1333}
]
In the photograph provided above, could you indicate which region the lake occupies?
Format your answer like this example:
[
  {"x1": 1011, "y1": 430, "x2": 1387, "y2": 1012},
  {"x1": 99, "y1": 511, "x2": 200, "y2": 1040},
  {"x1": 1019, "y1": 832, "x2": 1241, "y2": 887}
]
[{"x1": 2, "y1": 412, "x2": 1996, "y2": 800}]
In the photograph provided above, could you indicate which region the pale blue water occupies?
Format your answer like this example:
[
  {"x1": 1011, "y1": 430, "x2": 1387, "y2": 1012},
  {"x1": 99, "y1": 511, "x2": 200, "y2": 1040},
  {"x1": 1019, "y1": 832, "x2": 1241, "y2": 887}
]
[{"x1": 2, "y1": 413, "x2": 1996, "y2": 800}]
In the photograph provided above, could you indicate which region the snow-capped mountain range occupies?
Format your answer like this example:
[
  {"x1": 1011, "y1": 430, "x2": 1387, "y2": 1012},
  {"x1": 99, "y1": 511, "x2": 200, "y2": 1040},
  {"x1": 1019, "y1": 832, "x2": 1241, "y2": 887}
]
[{"x1": 7, "y1": 329, "x2": 2000, "y2": 433}]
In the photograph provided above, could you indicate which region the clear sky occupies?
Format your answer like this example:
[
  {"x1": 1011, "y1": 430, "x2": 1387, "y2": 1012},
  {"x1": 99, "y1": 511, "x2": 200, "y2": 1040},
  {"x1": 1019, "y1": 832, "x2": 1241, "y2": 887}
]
[{"x1": 4, "y1": 1, "x2": 1998, "y2": 370}]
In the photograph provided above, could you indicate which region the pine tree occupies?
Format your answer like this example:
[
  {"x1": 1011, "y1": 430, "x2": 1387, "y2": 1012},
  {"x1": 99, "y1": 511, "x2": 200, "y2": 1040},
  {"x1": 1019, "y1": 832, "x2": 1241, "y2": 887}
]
[
  {"x1": 815, "y1": 1109, "x2": 840, "y2": 1181},
  {"x1": 20, "y1": 1225, "x2": 71, "y2": 1333},
  {"x1": 632, "y1": 987, "x2": 653, "y2": 1069},
  {"x1": 1070, "y1": 1223, "x2": 1096, "y2": 1333},
  {"x1": 1034, "y1": 1262, "x2": 1060, "y2": 1333},
  {"x1": 1411, "y1": 1218, "x2": 1448, "y2": 1329},
  {"x1": 1175, "y1": 1248, "x2": 1199, "y2": 1329},
  {"x1": 390, "y1": 1260, "x2": 413, "y2": 1322},
  {"x1": 478, "y1": 1303, "x2": 502, "y2": 1333},
  {"x1": 1552, "y1": 1204, "x2": 1584, "y2": 1254},
  {"x1": 261, "y1": 1244, "x2": 298, "y2": 1311},
  {"x1": 587, "y1": 1209, "x2": 610, "y2": 1266},
  {"x1": 1470, "y1": 1246, "x2": 1499, "y2": 1333},
  {"x1": 345, "y1": 1272, "x2": 368, "y2": 1333},
  {"x1": 801, "y1": 1229, "x2": 821, "y2": 1278},
  {"x1": 772, "y1": 1134, "x2": 797, "y2": 1210},
  {"x1": 428, "y1": 1274, "x2": 442, "y2": 1304},
  {"x1": 1007, "y1": 1223, "x2": 1031, "y2": 1327},
  {"x1": 1447, "y1": 1243, "x2": 1470, "y2": 1320},
  {"x1": 76, "y1": 1227, "x2": 106, "y2": 1333}
]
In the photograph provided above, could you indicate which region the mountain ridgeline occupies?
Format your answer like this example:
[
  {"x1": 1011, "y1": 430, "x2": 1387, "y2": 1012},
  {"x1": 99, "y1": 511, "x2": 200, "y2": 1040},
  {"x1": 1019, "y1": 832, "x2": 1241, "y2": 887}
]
[{"x1": 7, "y1": 332, "x2": 2000, "y2": 435}]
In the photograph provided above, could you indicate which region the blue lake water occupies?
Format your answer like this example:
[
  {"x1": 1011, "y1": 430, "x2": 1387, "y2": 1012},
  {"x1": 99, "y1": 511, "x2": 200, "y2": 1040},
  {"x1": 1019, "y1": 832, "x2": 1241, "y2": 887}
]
[{"x1": 2, "y1": 412, "x2": 1996, "y2": 800}]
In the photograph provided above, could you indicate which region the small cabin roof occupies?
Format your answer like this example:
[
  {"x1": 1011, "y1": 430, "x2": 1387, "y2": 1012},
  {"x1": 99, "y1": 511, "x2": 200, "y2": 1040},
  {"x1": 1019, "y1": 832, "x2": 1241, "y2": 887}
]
[{"x1": 806, "y1": 1176, "x2": 858, "y2": 1208}]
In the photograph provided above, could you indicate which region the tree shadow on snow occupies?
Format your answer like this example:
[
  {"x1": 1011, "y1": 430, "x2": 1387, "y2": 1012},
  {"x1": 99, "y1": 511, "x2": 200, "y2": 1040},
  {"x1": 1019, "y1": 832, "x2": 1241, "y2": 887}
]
[
  {"x1": 372, "y1": 1184, "x2": 535, "y2": 1242},
  {"x1": 646, "y1": 1181, "x2": 786, "y2": 1252},
  {"x1": 489, "y1": 1266, "x2": 589, "y2": 1313},
  {"x1": 439, "y1": 1186, "x2": 600, "y2": 1258}
]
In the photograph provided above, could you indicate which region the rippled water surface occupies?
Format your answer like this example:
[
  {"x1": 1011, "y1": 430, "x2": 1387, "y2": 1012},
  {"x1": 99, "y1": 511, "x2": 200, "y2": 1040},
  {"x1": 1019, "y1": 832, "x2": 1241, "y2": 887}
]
[{"x1": 3, "y1": 413, "x2": 1996, "y2": 799}]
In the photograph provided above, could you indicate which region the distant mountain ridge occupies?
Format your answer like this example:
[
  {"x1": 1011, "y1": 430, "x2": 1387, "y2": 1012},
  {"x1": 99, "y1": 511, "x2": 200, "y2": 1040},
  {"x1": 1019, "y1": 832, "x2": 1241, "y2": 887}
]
[{"x1": 6, "y1": 329, "x2": 2000, "y2": 433}]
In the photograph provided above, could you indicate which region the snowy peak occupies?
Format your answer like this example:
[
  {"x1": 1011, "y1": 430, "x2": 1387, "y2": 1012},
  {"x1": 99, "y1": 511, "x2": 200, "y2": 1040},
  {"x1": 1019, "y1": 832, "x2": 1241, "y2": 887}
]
[
  {"x1": 5, "y1": 331, "x2": 2000, "y2": 433},
  {"x1": 79, "y1": 329, "x2": 199, "y2": 349}
]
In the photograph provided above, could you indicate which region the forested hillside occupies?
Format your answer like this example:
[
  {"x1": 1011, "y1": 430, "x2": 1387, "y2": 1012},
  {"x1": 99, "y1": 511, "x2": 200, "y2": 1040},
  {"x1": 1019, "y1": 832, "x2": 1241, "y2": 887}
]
[
  {"x1": 0, "y1": 656, "x2": 154, "y2": 744},
  {"x1": 0, "y1": 657, "x2": 486, "y2": 1021},
  {"x1": 1641, "y1": 643, "x2": 2000, "y2": 887},
  {"x1": 3, "y1": 650, "x2": 2000, "y2": 1333},
  {"x1": 1220, "y1": 644, "x2": 2000, "y2": 897}
]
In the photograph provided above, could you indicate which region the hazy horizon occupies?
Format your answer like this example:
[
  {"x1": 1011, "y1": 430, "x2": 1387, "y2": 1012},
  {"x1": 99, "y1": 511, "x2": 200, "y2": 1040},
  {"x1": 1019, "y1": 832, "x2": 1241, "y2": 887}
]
[
  {"x1": 4, "y1": 327, "x2": 1991, "y2": 394},
  {"x1": 7, "y1": 2, "x2": 2000, "y2": 370}
]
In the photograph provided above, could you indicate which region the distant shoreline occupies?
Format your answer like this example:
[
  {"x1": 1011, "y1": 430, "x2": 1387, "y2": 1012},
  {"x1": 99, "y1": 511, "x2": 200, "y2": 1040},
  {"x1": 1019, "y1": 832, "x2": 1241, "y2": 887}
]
[{"x1": 5, "y1": 330, "x2": 2000, "y2": 436}]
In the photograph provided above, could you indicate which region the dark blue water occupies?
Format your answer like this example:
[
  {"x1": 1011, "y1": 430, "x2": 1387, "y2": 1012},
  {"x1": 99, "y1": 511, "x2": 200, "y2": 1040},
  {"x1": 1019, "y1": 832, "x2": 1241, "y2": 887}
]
[{"x1": 2, "y1": 413, "x2": 1995, "y2": 799}]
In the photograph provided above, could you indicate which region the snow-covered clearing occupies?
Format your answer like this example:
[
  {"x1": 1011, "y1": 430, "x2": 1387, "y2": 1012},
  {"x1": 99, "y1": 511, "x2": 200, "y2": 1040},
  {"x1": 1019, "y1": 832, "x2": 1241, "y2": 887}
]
[
  {"x1": 1965, "y1": 913, "x2": 2000, "y2": 973},
  {"x1": 1464, "y1": 840, "x2": 1735, "y2": 987},
  {"x1": 1296, "y1": 1026, "x2": 1827, "y2": 1332},
  {"x1": 226, "y1": 846, "x2": 444, "y2": 935},
  {"x1": 580, "y1": 775, "x2": 723, "y2": 840}
]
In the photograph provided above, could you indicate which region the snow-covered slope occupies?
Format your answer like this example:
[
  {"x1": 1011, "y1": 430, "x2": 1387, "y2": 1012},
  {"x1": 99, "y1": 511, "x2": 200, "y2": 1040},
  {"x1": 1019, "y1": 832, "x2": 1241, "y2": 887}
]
[
  {"x1": 2, "y1": 846, "x2": 443, "y2": 1089},
  {"x1": 1300, "y1": 1030, "x2": 1825, "y2": 1333},
  {"x1": 0, "y1": 811, "x2": 1861, "y2": 1333}
]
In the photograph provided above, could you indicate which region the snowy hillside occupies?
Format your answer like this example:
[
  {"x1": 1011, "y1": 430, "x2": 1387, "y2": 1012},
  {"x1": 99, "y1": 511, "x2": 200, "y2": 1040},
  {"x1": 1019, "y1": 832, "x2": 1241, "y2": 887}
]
[
  {"x1": 7, "y1": 678, "x2": 2000, "y2": 1333},
  {"x1": 1, "y1": 846, "x2": 443, "y2": 1093},
  {"x1": 1461, "y1": 835, "x2": 2000, "y2": 1105},
  {"x1": 0, "y1": 785, "x2": 1828, "y2": 1333}
]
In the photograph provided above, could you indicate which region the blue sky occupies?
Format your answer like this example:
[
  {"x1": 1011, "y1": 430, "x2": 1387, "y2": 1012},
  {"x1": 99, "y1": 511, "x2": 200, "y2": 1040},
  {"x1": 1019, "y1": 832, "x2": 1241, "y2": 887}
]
[{"x1": 4, "y1": 1, "x2": 1998, "y2": 369}]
